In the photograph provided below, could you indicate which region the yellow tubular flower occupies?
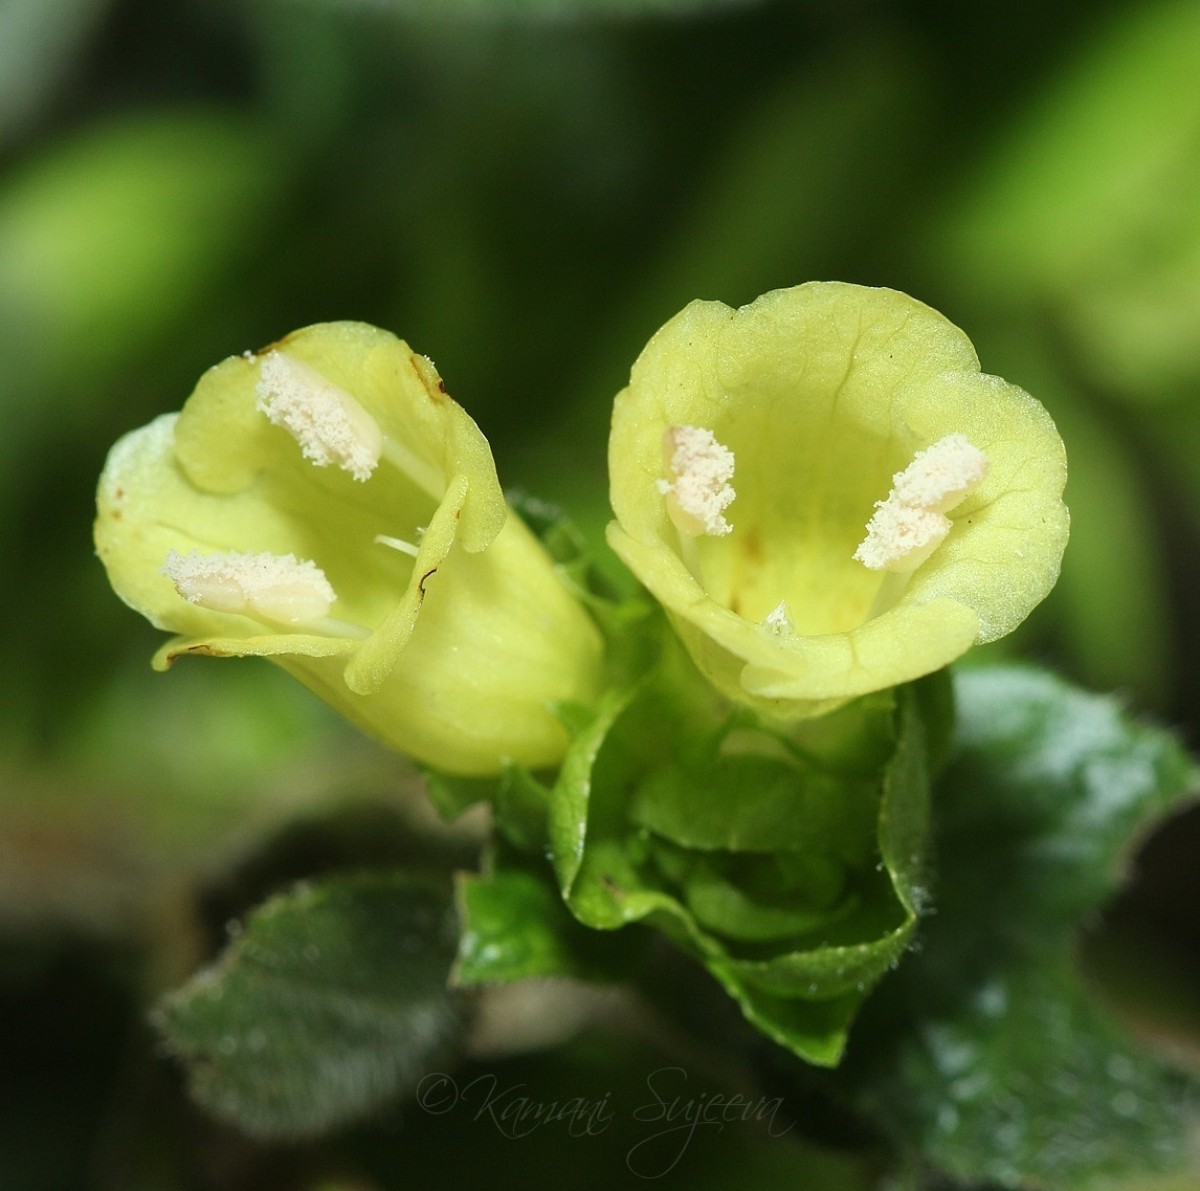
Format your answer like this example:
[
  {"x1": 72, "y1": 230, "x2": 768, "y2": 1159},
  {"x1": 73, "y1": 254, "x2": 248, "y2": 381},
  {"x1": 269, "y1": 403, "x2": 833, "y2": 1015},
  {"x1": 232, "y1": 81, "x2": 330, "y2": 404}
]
[
  {"x1": 607, "y1": 283, "x2": 1069, "y2": 719},
  {"x1": 95, "y1": 322, "x2": 604, "y2": 775}
]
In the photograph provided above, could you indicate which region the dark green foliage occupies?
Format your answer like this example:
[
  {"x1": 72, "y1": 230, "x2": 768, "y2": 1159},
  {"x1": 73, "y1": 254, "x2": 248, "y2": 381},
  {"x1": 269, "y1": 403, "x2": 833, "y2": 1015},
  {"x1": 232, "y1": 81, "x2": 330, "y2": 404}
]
[
  {"x1": 155, "y1": 873, "x2": 461, "y2": 1138},
  {"x1": 839, "y1": 666, "x2": 1200, "y2": 1189}
]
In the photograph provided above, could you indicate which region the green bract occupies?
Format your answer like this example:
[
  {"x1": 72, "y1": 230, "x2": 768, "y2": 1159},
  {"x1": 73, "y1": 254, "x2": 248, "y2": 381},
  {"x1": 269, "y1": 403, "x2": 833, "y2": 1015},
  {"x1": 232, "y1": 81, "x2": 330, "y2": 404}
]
[
  {"x1": 607, "y1": 283, "x2": 1069, "y2": 717},
  {"x1": 95, "y1": 321, "x2": 603, "y2": 775}
]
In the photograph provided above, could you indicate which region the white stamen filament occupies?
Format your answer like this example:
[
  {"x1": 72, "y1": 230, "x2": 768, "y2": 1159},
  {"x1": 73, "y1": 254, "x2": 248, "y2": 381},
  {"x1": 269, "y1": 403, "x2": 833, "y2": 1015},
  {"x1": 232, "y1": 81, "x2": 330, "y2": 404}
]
[
  {"x1": 374, "y1": 533, "x2": 421, "y2": 558},
  {"x1": 255, "y1": 351, "x2": 383, "y2": 481},
  {"x1": 855, "y1": 434, "x2": 989, "y2": 573},
  {"x1": 162, "y1": 549, "x2": 337, "y2": 625},
  {"x1": 657, "y1": 424, "x2": 736, "y2": 537}
]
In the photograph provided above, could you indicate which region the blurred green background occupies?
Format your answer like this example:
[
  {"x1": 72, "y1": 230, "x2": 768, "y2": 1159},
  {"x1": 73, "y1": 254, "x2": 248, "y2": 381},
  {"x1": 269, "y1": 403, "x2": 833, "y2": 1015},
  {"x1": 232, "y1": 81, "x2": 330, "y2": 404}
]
[{"x1": 2, "y1": 0, "x2": 1199, "y2": 1187}]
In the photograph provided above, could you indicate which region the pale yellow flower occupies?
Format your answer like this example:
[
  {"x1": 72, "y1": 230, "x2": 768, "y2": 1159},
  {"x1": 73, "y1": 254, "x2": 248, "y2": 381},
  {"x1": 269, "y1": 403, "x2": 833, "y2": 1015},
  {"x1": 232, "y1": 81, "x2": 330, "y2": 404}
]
[
  {"x1": 607, "y1": 283, "x2": 1069, "y2": 718},
  {"x1": 96, "y1": 322, "x2": 604, "y2": 774}
]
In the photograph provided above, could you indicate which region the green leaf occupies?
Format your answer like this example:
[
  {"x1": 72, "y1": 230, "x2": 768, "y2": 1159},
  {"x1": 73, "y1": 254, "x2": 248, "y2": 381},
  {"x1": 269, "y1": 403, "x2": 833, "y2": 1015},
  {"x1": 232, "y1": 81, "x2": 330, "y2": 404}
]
[
  {"x1": 455, "y1": 867, "x2": 579, "y2": 985},
  {"x1": 841, "y1": 664, "x2": 1200, "y2": 1189},
  {"x1": 937, "y1": 666, "x2": 1196, "y2": 949},
  {"x1": 423, "y1": 761, "x2": 553, "y2": 855},
  {"x1": 544, "y1": 643, "x2": 935, "y2": 1066},
  {"x1": 493, "y1": 765, "x2": 555, "y2": 852},
  {"x1": 549, "y1": 684, "x2": 638, "y2": 899},
  {"x1": 155, "y1": 872, "x2": 461, "y2": 1139},
  {"x1": 422, "y1": 769, "x2": 499, "y2": 821},
  {"x1": 660, "y1": 845, "x2": 857, "y2": 942},
  {"x1": 454, "y1": 851, "x2": 644, "y2": 986},
  {"x1": 881, "y1": 963, "x2": 1196, "y2": 1190},
  {"x1": 630, "y1": 755, "x2": 879, "y2": 857}
]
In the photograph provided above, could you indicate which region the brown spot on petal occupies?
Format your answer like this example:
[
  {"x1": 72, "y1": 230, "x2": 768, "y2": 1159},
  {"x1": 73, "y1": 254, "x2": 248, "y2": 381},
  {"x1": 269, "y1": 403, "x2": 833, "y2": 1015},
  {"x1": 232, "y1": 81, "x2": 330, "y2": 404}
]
[{"x1": 409, "y1": 353, "x2": 448, "y2": 401}]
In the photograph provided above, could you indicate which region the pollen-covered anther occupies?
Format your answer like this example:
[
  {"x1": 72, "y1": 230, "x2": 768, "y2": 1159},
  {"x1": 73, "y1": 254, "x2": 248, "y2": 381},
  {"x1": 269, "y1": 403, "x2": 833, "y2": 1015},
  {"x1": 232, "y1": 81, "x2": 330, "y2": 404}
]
[
  {"x1": 855, "y1": 434, "x2": 988, "y2": 572},
  {"x1": 655, "y1": 424, "x2": 736, "y2": 537},
  {"x1": 161, "y1": 549, "x2": 336, "y2": 624},
  {"x1": 891, "y1": 433, "x2": 989, "y2": 514},
  {"x1": 255, "y1": 350, "x2": 383, "y2": 481},
  {"x1": 854, "y1": 502, "x2": 951, "y2": 573}
]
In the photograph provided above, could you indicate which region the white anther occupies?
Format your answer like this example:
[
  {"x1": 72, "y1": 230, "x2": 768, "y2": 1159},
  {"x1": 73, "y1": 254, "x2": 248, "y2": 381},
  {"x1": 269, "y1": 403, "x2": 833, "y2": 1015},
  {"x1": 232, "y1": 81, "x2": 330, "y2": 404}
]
[
  {"x1": 161, "y1": 550, "x2": 336, "y2": 624},
  {"x1": 255, "y1": 350, "x2": 382, "y2": 481},
  {"x1": 657, "y1": 424, "x2": 736, "y2": 537},
  {"x1": 890, "y1": 433, "x2": 989, "y2": 514},
  {"x1": 854, "y1": 504, "x2": 951, "y2": 573},
  {"x1": 855, "y1": 434, "x2": 988, "y2": 573}
]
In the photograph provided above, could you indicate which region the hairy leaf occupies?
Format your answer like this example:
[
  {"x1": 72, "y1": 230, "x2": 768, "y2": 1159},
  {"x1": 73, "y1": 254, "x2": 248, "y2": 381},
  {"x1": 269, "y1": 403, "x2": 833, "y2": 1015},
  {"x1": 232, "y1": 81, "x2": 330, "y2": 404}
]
[
  {"x1": 843, "y1": 665, "x2": 1200, "y2": 1189},
  {"x1": 156, "y1": 872, "x2": 460, "y2": 1138}
]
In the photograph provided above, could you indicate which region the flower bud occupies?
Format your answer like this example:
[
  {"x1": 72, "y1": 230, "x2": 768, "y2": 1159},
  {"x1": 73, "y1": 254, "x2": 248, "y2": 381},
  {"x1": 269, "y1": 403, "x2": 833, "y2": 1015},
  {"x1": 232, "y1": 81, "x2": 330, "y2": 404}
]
[
  {"x1": 96, "y1": 322, "x2": 604, "y2": 775},
  {"x1": 607, "y1": 283, "x2": 1068, "y2": 718}
]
